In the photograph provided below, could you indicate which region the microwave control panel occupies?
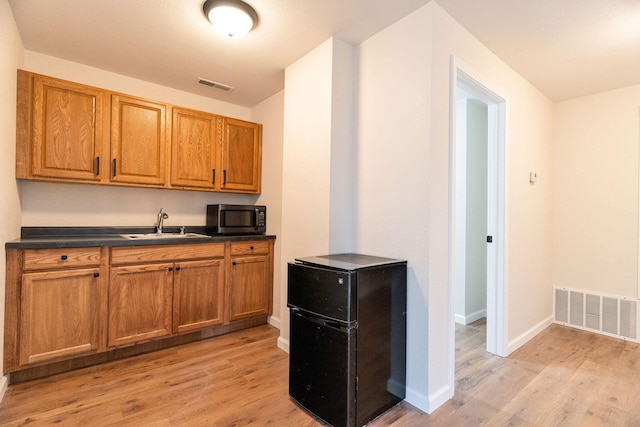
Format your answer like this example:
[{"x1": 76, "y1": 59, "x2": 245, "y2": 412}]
[{"x1": 256, "y1": 208, "x2": 266, "y2": 227}]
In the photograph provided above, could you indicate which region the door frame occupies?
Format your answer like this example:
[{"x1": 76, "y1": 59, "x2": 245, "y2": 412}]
[{"x1": 448, "y1": 55, "x2": 508, "y2": 391}]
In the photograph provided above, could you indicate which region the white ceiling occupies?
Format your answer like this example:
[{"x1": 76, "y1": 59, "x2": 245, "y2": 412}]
[
  {"x1": 9, "y1": 0, "x2": 640, "y2": 106},
  {"x1": 437, "y1": 0, "x2": 640, "y2": 102}
]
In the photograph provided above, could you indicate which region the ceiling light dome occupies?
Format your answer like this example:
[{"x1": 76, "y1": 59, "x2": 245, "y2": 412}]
[{"x1": 203, "y1": 0, "x2": 258, "y2": 38}]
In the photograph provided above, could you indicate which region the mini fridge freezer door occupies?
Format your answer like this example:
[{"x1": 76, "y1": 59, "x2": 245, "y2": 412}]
[{"x1": 287, "y1": 262, "x2": 356, "y2": 323}]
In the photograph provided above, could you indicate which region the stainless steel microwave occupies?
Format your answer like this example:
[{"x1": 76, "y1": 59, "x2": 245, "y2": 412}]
[{"x1": 206, "y1": 204, "x2": 266, "y2": 235}]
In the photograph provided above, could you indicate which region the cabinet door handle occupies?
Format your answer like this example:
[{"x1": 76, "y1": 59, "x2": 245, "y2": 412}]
[
  {"x1": 95, "y1": 156, "x2": 100, "y2": 176},
  {"x1": 112, "y1": 159, "x2": 117, "y2": 177},
  {"x1": 176, "y1": 266, "x2": 181, "y2": 271},
  {"x1": 232, "y1": 261, "x2": 236, "y2": 266},
  {"x1": 168, "y1": 267, "x2": 173, "y2": 272},
  {"x1": 250, "y1": 246, "x2": 254, "y2": 250},
  {"x1": 212, "y1": 169, "x2": 216, "y2": 184},
  {"x1": 223, "y1": 170, "x2": 227, "y2": 185},
  {"x1": 93, "y1": 272, "x2": 100, "y2": 278},
  {"x1": 61, "y1": 255, "x2": 68, "y2": 261}
]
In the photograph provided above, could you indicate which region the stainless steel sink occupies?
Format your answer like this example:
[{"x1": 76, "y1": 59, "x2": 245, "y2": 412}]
[{"x1": 120, "y1": 232, "x2": 211, "y2": 240}]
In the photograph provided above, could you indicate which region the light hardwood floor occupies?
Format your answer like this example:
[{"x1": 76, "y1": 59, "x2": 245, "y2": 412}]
[{"x1": 1, "y1": 320, "x2": 640, "y2": 426}]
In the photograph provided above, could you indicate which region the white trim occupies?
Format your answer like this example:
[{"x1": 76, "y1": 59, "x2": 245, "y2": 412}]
[
  {"x1": 404, "y1": 384, "x2": 450, "y2": 415},
  {"x1": 448, "y1": 54, "x2": 509, "y2": 409},
  {"x1": 637, "y1": 108, "x2": 640, "y2": 301},
  {"x1": 506, "y1": 316, "x2": 553, "y2": 355},
  {"x1": 0, "y1": 375, "x2": 8, "y2": 403},
  {"x1": 267, "y1": 315, "x2": 281, "y2": 329},
  {"x1": 455, "y1": 309, "x2": 487, "y2": 325},
  {"x1": 277, "y1": 336, "x2": 290, "y2": 353}
]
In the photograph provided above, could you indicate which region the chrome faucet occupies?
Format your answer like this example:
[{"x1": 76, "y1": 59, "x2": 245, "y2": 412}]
[{"x1": 156, "y1": 208, "x2": 169, "y2": 235}]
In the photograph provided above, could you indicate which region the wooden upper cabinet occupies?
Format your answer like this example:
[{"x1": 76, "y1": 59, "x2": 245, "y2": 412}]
[
  {"x1": 111, "y1": 95, "x2": 167, "y2": 186},
  {"x1": 20, "y1": 71, "x2": 107, "y2": 181},
  {"x1": 170, "y1": 108, "x2": 220, "y2": 189},
  {"x1": 15, "y1": 71, "x2": 262, "y2": 194},
  {"x1": 220, "y1": 118, "x2": 262, "y2": 193}
]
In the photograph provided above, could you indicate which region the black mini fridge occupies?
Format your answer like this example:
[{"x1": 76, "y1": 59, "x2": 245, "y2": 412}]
[{"x1": 287, "y1": 254, "x2": 407, "y2": 427}]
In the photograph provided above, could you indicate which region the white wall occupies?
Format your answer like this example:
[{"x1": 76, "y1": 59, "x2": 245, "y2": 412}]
[
  {"x1": 19, "y1": 52, "x2": 259, "y2": 228},
  {"x1": 0, "y1": 0, "x2": 24, "y2": 398},
  {"x1": 553, "y1": 85, "x2": 640, "y2": 298},
  {"x1": 278, "y1": 38, "x2": 356, "y2": 351},
  {"x1": 354, "y1": 1, "x2": 554, "y2": 412},
  {"x1": 253, "y1": 90, "x2": 285, "y2": 327},
  {"x1": 356, "y1": 5, "x2": 433, "y2": 409},
  {"x1": 329, "y1": 39, "x2": 357, "y2": 253}
]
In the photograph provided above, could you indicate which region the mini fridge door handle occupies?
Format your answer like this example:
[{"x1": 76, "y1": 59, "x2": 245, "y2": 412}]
[{"x1": 290, "y1": 307, "x2": 355, "y2": 333}]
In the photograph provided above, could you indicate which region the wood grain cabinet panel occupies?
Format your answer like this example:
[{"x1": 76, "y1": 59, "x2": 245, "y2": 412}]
[
  {"x1": 173, "y1": 259, "x2": 225, "y2": 333},
  {"x1": 19, "y1": 267, "x2": 103, "y2": 366},
  {"x1": 220, "y1": 118, "x2": 262, "y2": 193},
  {"x1": 16, "y1": 70, "x2": 262, "y2": 194},
  {"x1": 108, "y1": 263, "x2": 173, "y2": 347},
  {"x1": 27, "y1": 73, "x2": 106, "y2": 182},
  {"x1": 171, "y1": 108, "x2": 221, "y2": 189},
  {"x1": 4, "y1": 239, "x2": 274, "y2": 378},
  {"x1": 228, "y1": 253, "x2": 271, "y2": 322},
  {"x1": 23, "y1": 247, "x2": 101, "y2": 270},
  {"x1": 111, "y1": 95, "x2": 167, "y2": 186}
]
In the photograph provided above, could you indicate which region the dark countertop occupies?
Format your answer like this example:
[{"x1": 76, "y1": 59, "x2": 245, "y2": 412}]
[{"x1": 6, "y1": 227, "x2": 276, "y2": 249}]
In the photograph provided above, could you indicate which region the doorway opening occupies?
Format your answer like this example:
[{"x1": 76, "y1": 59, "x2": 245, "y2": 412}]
[{"x1": 448, "y1": 57, "x2": 507, "y2": 394}]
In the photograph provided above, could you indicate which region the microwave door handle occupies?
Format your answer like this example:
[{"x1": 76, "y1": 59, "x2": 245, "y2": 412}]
[{"x1": 254, "y1": 208, "x2": 259, "y2": 230}]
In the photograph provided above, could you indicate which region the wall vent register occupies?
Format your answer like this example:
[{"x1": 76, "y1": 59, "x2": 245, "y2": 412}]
[{"x1": 554, "y1": 286, "x2": 637, "y2": 342}]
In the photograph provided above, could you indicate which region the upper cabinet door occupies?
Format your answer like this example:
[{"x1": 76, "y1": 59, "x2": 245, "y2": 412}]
[
  {"x1": 220, "y1": 118, "x2": 262, "y2": 193},
  {"x1": 170, "y1": 108, "x2": 221, "y2": 189},
  {"x1": 111, "y1": 95, "x2": 167, "y2": 186},
  {"x1": 31, "y1": 74, "x2": 105, "y2": 181}
]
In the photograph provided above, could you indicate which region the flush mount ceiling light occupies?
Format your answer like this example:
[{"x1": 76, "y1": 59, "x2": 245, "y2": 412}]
[{"x1": 203, "y1": 0, "x2": 258, "y2": 38}]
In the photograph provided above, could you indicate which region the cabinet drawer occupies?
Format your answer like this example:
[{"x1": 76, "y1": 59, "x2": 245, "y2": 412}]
[
  {"x1": 230, "y1": 241, "x2": 269, "y2": 256},
  {"x1": 23, "y1": 248, "x2": 101, "y2": 271},
  {"x1": 111, "y1": 243, "x2": 225, "y2": 265}
]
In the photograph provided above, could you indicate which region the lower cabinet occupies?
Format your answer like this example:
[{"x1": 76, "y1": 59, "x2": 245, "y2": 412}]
[
  {"x1": 10, "y1": 247, "x2": 107, "y2": 368},
  {"x1": 20, "y1": 268, "x2": 104, "y2": 365},
  {"x1": 173, "y1": 258, "x2": 225, "y2": 333},
  {"x1": 228, "y1": 241, "x2": 273, "y2": 322},
  {"x1": 108, "y1": 263, "x2": 174, "y2": 347},
  {"x1": 4, "y1": 238, "x2": 273, "y2": 377}
]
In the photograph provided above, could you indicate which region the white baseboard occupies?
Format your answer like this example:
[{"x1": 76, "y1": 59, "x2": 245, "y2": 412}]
[
  {"x1": 268, "y1": 315, "x2": 281, "y2": 329},
  {"x1": 277, "y1": 336, "x2": 289, "y2": 353},
  {"x1": 506, "y1": 315, "x2": 553, "y2": 355},
  {"x1": 405, "y1": 382, "x2": 451, "y2": 415},
  {"x1": 0, "y1": 375, "x2": 8, "y2": 404},
  {"x1": 454, "y1": 309, "x2": 486, "y2": 325}
]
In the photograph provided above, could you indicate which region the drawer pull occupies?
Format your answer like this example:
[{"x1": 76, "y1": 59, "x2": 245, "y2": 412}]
[
  {"x1": 93, "y1": 272, "x2": 100, "y2": 278},
  {"x1": 232, "y1": 261, "x2": 236, "y2": 266},
  {"x1": 61, "y1": 255, "x2": 68, "y2": 261},
  {"x1": 250, "y1": 246, "x2": 254, "y2": 250}
]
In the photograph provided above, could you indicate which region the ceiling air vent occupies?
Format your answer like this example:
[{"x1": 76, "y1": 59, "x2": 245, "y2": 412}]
[{"x1": 198, "y1": 78, "x2": 234, "y2": 92}]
